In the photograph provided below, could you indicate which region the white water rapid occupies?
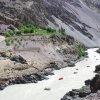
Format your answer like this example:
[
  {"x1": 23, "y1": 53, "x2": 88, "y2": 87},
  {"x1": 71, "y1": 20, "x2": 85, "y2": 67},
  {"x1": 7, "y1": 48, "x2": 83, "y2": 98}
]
[{"x1": 0, "y1": 48, "x2": 99, "y2": 100}]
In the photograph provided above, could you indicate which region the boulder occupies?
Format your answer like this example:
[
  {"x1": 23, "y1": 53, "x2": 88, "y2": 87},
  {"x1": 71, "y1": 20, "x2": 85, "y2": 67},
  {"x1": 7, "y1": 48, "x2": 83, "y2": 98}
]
[
  {"x1": 95, "y1": 65, "x2": 100, "y2": 73},
  {"x1": 10, "y1": 55, "x2": 27, "y2": 64},
  {"x1": 67, "y1": 61, "x2": 75, "y2": 67},
  {"x1": 44, "y1": 88, "x2": 51, "y2": 91},
  {"x1": 85, "y1": 80, "x2": 91, "y2": 86},
  {"x1": 48, "y1": 62, "x2": 60, "y2": 70},
  {"x1": 96, "y1": 48, "x2": 100, "y2": 53},
  {"x1": 43, "y1": 68, "x2": 54, "y2": 76},
  {"x1": 0, "y1": 52, "x2": 8, "y2": 57}
]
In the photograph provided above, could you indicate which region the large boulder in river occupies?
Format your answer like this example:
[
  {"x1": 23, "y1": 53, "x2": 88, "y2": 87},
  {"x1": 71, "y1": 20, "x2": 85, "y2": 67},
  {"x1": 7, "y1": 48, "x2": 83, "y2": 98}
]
[
  {"x1": 10, "y1": 55, "x2": 27, "y2": 64},
  {"x1": 95, "y1": 65, "x2": 100, "y2": 73},
  {"x1": 96, "y1": 48, "x2": 100, "y2": 54}
]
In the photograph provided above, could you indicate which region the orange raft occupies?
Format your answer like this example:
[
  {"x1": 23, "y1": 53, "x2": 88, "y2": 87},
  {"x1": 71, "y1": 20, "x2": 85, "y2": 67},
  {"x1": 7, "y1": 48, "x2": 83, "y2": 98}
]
[{"x1": 58, "y1": 77, "x2": 64, "y2": 80}]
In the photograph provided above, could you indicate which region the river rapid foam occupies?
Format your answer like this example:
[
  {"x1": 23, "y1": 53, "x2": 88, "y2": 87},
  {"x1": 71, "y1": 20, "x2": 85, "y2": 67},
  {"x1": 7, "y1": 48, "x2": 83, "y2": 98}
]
[{"x1": 0, "y1": 48, "x2": 99, "y2": 100}]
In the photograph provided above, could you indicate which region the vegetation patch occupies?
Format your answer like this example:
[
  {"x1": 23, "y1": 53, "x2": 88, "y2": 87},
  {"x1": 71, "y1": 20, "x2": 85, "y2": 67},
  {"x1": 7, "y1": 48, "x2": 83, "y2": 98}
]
[
  {"x1": 4, "y1": 31, "x2": 14, "y2": 37},
  {"x1": 74, "y1": 42, "x2": 87, "y2": 59},
  {"x1": 77, "y1": 47, "x2": 87, "y2": 59},
  {"x1": 4, "y1": 24, "x2": 66, "y2": 37}
]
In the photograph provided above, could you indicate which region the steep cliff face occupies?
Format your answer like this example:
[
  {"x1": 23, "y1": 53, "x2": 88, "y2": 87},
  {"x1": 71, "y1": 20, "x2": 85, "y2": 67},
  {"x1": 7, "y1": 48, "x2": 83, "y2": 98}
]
[
  {"x1": 44, "y1": 0, "x2": 100, "y2": 47},
  {"x1": 0, "y1": 0, "x2": 48, "y2": 27},
  {"x1": 0, "y1": 0, "x2": 100, "y2": 47},
  {"x1": 83, "y1": 0, "x2": 100, "y2": 12}
]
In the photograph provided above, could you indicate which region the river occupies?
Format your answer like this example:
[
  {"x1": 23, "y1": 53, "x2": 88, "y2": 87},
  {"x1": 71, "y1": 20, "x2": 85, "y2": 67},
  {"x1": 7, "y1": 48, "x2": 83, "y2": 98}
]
[{"x1": 0, "y1": 48, "x2": 99, "y2": 100}]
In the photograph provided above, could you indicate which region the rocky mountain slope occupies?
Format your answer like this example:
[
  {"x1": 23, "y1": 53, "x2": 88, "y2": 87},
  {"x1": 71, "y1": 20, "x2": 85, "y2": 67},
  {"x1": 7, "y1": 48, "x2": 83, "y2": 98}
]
[
  {"x1": 0, "y1": 0, "x2": 100, "y2": 98},
  {"x1": 0, "y1": 0, "x2": 100, "y2": 47},
  {"x1": 83, "y1": 0, "x2": 100, "y2": 12}
]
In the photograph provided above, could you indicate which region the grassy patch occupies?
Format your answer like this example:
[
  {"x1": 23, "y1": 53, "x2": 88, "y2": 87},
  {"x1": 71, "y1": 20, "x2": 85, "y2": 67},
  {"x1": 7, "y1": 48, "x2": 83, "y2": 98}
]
[
  {"x1": 77, "y1": 47, "x2": 87, "y2": 59},
  {"x1": 74, "y1": 42, "x2": 87, "y2": 59},
  {"x1": 5, "y1": 38, "x2": 11, "y2": 46},
  {"x1": 4, "y1": 24, "x2": 64, "y2": 37},
  {"x1": 19, "y1": 25, "x2": 60, "y2": 36},
  {"x1": 4, "y1": 31, "x2": 14, "y2": 37}
]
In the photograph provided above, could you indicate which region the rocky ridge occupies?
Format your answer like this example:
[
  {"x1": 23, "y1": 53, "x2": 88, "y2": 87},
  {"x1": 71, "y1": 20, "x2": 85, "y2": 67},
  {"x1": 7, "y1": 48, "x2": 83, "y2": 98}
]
[{"x1": 83, "y1": 0, "x2": 100, "y2": 12}]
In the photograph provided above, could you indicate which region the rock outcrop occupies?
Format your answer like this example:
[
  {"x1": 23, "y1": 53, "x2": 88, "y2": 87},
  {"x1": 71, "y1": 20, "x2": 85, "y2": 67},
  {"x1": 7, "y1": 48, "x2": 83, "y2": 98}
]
[
  {"x1": 61, "y1": 84, "x2": 91, "y2": 100},
  {"x1": 90, "y1": 74, "x2": 100, "y2": 93},
  {"x1": 90, "y1": 64, "x2": 100, "y2": 93},
  {"x1": 96, "y1": 48, "x2": 100, "y2": 54},
  {"x1": 61, "y1": 64, "x2": 100, "y2": 100},
  {"x1": 10, "y1": 55, "x2": 27, "y2": 64},
  {"x1": 95, "y1": 64, "x2": 100, "y2": 73}
]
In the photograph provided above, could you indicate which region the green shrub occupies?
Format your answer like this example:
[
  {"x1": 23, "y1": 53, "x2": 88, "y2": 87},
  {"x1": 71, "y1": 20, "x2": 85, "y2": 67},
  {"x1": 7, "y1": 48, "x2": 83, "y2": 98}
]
[
  {"x1": 4, "y1": 30, "x2": 14, "y2": 37},
  {"x1": 4, "y1": 24, "x2": 60, "y2": 37},
  {"x1": 77, "y1": 47, "x2": 86, "y2": 59},
  {"x1": 5, "y1": 38, "x2": 11, "y2": 46},
  {"x1": 74, "y1": 42, "x2": 86, "y2": 59},
  {"x1": 17, "y1": 31, "x2": 21, "y2": 35},
  {"x1": 4, "y1": 32, "x2": 11, "y2": 37},
  {"x1": 46, "y1": 27, "x2": 56, "y2": 33},
  {"x1": 59, "y1": 27, "x2": 65, "y2": 35},
  {"x1": 19, "y1": 24, "x2": 34, "y2": 33}
]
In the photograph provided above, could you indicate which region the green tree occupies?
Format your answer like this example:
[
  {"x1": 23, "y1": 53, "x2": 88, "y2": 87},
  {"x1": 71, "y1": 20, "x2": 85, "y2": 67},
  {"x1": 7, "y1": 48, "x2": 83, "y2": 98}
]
[{"x1": 59, "y1": 27, "x2": 65, "y2": 35}]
